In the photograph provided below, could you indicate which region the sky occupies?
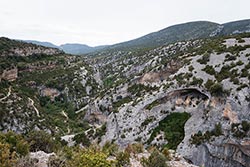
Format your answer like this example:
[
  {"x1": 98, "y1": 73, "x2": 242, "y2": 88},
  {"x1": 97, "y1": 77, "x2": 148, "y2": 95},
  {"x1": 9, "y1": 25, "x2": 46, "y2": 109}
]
[{"x1": 0, "y1": 0, "x2": 249, "y2": 46}]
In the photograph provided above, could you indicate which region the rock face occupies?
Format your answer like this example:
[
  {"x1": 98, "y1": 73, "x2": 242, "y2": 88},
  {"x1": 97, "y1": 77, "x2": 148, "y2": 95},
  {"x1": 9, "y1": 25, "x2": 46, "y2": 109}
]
[
  {"x1": 101, "y1": 88, "x2": 209, "y2": 147},
  {"x1": 0, "y1": 46, "x2": 62, "y2": 57},
  {"x1": 1, "y1": 68, "x2": 18, "y2": 81},
  {"x1": 97, "y1": 36, "x2": 250, "y2": 167},
  {"x1": 223, "y1": 102, "x2": 239, "y2": 124},
  {"x1": 191, "y1": 142, "x2": 250, "y2": 167},
  {"x1": 40, "y1": 88, "x2": 60, "y2": 100},
  {"x1": 29, "y1": 151, "x2": 56, "y2": 167},
  {"x1": 177, "y1": 95, "x2": 250, "y2": 167}
]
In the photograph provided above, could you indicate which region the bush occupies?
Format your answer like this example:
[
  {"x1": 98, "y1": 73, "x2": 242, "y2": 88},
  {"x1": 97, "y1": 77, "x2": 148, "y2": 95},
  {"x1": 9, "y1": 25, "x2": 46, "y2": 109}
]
[
  {"x1": 202, "y1": 65, "x2": 216, "y2": 75},
  {"x1": 188, "y1": 65, "x2": 194, "y2": 72},
  {"x1": 0, "y1": 131, "x2": 29, "y2": 157},
  {"x1": 0, "y1": 142, "x2": 17, "y2": 167},
  {"x1": 73, "y1": 132, "x2": 90, "y2": 147},
  {"x1": 141, "y1": 149, "x2": 168, "y2": 167},
  {"x1": 197, "y1": 53, "x2": 210, "y2": 64},
  {"x1": 190, "y1": 123, "x2": 223, "y2": 145},
  {"x1": 209, "y1": 83, "x2": 224, "y2": 96},
  {"x1": 102, "y1": 141, "x2": 119, "y2": 156},
  {"x1": 67, "y1": 146, "x2": 115, "y2": 167},
  {"x1": 116, "y1": 151, "x2": 130, "y2": 167},
  {"x1": 25, "y1": 130, "x2": 60, "y2": 153},
  {"x1": 125, "y1": 143, "x2": 144, "y2": 154},
  {"x1": 231, "y1": 121, "x2": 250, "y2": 138}
]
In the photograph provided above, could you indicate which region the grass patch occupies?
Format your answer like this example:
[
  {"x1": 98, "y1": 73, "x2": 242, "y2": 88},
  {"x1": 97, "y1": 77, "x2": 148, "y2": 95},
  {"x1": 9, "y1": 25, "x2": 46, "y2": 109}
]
[{"x1": 148, "y1": 112, "x2": 191, "y2": 149}]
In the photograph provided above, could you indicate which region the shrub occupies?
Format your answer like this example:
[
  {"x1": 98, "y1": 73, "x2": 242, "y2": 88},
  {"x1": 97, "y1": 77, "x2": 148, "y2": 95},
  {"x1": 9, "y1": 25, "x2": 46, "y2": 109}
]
[
  {"x1": 116, "y1": 151, "x2": 130, "y2": 167},
  {"x1": 209, "y1": 83, "x2": 224, "y2": 96},
  {"x1": 188, "y1": 65, "x2": 194, "y2": 72},
  {"x1": 146, "y1": 100, "x2": 160, "y2": 110},
  {"x1": 125, "y1": 143, "x2": 144, "y2": 154},
  {"x1": 141, "y1": 149, "x2": 168, "y2": 167},
  {"x1": 197, "y1": 53, "x2": 210, "y2": 64},
  {"x1": 190, "y1": 77, "x2": 203, "y2": 86},
  {"x1": 25, "y1": 130, "x2": 60, "y2": 153},
  {"x1": 0, "y1": 142, "x2": 17, "y2": 167},
  {"x1": 73, "y1": 132, "x2": 90, "y2": 147},
  {"x1": 67, "y1": 146, "x2": 115, "y2": 167},
  {"x1": 102, "y1": 141, "x2": 119, "y2": 156},
  {"x1": 190, "y1": 123, "x2": 223, "y2": 145},
  {"x1": 225, "y1": 54, "x2": 236, "y2": 61},
  {"x1": 0, "y1": 131, "x2": 29, "y2": 157},
  {"x1": 202, "y1": 65, "x2": 216, "y2": 75},
  {"x1": 231, "y1": 121, "x2": 250, "y2": 138}
]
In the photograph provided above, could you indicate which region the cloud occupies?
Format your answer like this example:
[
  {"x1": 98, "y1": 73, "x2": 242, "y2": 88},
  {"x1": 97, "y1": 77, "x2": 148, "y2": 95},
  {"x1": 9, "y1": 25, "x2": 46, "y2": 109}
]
[{"x1": 0, "y1": 0, "x2": 249, "y2": 45}]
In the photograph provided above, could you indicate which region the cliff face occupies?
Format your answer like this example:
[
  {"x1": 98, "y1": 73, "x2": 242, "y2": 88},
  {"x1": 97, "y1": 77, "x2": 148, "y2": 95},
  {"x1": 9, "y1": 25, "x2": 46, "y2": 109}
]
[
  {"x1": 91, "y1": 34, "x2": 250, "y2": 167},
  {"x1": 1, "y1": 68, "x2": 18, "y2": 81}
]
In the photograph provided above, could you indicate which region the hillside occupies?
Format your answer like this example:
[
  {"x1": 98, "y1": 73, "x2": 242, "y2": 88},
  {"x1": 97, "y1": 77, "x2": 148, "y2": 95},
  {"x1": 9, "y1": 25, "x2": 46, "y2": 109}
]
[
  {"x1": 21, "y1": 19, "x2": 250, "y2": 56},
  {"x1": 25, "y1": 40, "x2": 61, "y2": 49},
  {"x1": 60, "y1": 43, "x2": 107, "y2": 55},
  {"x1": 1, "y1": 28, "x2": 250, "y2": 167},
  {"x1": 95, "y1": 19, "x2": 250, "y2": 54}
]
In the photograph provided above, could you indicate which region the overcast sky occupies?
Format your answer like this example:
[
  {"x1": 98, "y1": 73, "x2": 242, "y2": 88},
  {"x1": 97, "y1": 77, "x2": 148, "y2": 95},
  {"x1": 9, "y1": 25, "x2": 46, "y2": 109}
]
[{"x1": 0, "y1": 0, "x2": 249, "y2": 46}]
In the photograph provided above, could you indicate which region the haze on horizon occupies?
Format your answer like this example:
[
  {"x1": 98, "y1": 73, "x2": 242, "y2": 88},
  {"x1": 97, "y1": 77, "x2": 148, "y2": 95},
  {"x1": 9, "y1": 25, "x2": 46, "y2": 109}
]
[{"x1": 0, "y1": 0, "x2": 249, "y2": 46}]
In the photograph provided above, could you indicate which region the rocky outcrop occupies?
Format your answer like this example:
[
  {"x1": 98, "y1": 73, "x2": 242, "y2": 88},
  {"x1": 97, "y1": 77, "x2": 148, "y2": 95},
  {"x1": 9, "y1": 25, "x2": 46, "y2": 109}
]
[
  {"x1": 191, "y1": 142, "x2": 250, "y2": 167},
  {"x1": 40, "y1": 88, "x2": 60, "y2": 100},
  {"x1": 29, "y1": 151, "x2": 56, "y2": 167},
  {"x1": 0, "y1": 47, "x2": 62, "y2": 57},
  {"x1": 0, "y1": 68, "x2": 18, "y2": 81},
  {"x1": 102, "y1": 87, "x2": 209, "y2": 147},
  {"x1": 223, "y1": 102, "x2": 239, "y2": 124}
]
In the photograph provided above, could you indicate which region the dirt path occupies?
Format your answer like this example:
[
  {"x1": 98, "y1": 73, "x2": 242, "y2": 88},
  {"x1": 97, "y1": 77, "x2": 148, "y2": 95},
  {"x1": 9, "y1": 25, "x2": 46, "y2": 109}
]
[
  {"x1": 0, "y1": 86, "x2": 11, "y2": 102},
  {"x1": 28, "y1": 98, "x2": 40, "y2": 117}
]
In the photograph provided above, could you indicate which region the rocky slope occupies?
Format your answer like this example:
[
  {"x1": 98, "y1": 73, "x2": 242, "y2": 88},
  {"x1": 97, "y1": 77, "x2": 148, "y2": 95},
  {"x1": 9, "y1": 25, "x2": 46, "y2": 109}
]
[
  {"x1": 83, "y1": 33, "x2": 250, "y2": 167},
  {"x1": 0, "y1": 38, "x2": 100, "y2": 135},
  {"x1": 1, "y1": 31, "x2": 250, "y2": 167}
]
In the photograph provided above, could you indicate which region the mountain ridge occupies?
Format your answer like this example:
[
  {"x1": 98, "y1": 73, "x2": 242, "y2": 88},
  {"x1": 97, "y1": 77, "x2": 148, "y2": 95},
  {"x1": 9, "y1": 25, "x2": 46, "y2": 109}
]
[{"x1": 21, "y1": 19, "x2": 250, "y2": 55}]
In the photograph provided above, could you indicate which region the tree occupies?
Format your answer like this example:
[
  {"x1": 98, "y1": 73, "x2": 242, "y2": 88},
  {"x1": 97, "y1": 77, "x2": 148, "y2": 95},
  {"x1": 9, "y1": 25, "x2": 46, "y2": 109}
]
[
  {"x1": 0, "y1": 142, "x2": 16, "y2": 167},
  {"x1": 68, "y1": 146, "x2": 115, "y2": 167}
]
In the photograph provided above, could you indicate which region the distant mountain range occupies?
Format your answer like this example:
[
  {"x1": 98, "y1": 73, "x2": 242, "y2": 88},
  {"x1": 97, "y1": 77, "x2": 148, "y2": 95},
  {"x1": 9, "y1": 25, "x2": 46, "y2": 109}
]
[
  {"x1": 103, "y1": 19, "x2": 250, "y2": 52},
  {"x1": 60, "y1": 43, "x2": 107, "y2": 55},
  {"x1": 24, "y1": 40, "x2": 108, "y2": 55},
  {"x1": 23, "y1": 19, "x2": 250, "y2": 55}
]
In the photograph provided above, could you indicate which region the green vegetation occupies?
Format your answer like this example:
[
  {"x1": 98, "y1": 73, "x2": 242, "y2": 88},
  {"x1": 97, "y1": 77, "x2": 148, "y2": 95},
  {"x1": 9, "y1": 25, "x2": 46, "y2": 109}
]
[
  {"x1": 146, "y1": 100, "x2": 161, "y2": 110},
  {"x1": 188, "y1": 65, "x2": 194, "y2": 72},
  {"x1": 190, "y1": 76, "x2": 203, "y2": 86},
  {"x1": 202, "y1": 65, "x2": 216, "y2": 75},
  {"x1": 68, "y1": 146, "x2": 115, "y2": 167},
  {"x1": 190, "y1": 123, "x2": 223, "y2": 145},
  {"x1": 148, "y1": 112, "x2": 191, "y2": 149},
  {"x1": 205, "y1": 79, "x2": 227, "y2": 96},
  {"x1": 231, "y1": 121, "x2": 250, "y2": 138},
  {"x1": 73, "y1": 132, "x2": 91, "y2": 147},
  {"x1": 113, "y1": 96, "x2": 132, "y2": 112},
  {"x1": 141, "y1": 148, "x2": 169, "y2": 167},
  {"x1": 141, "y1": 117, "x2": 156, "y2": 126},
  {"x1": 197, "y1": 53, "x2": 210, "y2": 64},
  {"x1": 225, "y1": 54, "x2": 236, "y2": 61},
  {"x1": 25, "y1": 130, "x2": 61, "y2": 153},
  {"x1": 128, "y1": 84, "x2": 157, "y2": 96}
]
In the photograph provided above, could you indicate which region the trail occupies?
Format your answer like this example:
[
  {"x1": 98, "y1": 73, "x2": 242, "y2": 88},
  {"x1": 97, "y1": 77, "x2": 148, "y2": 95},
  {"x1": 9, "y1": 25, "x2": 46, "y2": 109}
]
[
  {"x1": 61, "y1": 110, "x2": 71, "y2": 134},
  {"x1": 28, "y1": 98, "x2": 40, "y2": 117},
  {"x1": 0, "y1": 86, "x2": 11, "y2": 102},
  {"x1": 75, "y1": 104, "x2": 89, "y2": 114},
  {"x1": 61, "y1": 110, "x2": 69, "y2": 120}
]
